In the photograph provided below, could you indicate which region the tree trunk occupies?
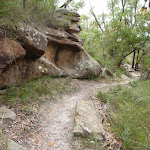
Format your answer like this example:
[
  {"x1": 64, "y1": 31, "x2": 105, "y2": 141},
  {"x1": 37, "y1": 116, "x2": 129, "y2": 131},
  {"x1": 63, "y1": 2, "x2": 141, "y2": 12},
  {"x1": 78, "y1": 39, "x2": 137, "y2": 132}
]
[
  {"x1": 112, "y1": 0, "x2": 115, "y2": 20},
  {"x1": 89, "y1": 2, "x2": 105, "y2": 35},
  {"x1": 146, "y1": 70, "x2": 150, "y2": 80},
  {"x1": 132, "y1": 50, "x2": 136, "y2": 68},
  {"x1": 23, "y1": 0, "x2": 26, "y2": 11},
  {"x1": 133, "y1": 0, "x2": 138, "y2": 26},
  {"x1": 135, "y1": 50, "x2": 139, "y2": 71},
  {"x1": 141, "y1": 49, "x2": 144, "y2": 79},
  {"x1": 117, "y1": 49, "x2": 135, "y2": 67},
  {"x1": 34, "y1": 0, "x2": 38, "y2": 12},
  {"x1": 120, "y1": 0, "x2": 126, "y2": 22}
]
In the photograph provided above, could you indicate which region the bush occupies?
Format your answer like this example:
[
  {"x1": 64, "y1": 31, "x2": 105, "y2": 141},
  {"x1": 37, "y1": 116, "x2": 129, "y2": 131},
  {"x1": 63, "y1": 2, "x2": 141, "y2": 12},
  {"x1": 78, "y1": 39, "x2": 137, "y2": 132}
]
[
  {"x1": 102, "y1": 80, "x2": 150, "y2": 149},
  {"x1": 0, "y1": 0, "x2": 58, "y2": 27}
]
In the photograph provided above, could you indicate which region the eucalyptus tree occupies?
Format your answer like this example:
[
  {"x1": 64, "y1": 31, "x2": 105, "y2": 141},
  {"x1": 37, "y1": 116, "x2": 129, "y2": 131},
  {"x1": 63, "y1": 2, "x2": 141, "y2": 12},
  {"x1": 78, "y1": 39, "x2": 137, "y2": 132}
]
[{"x1": 80, "y1": 0, "x2": 150, "y2": 73}]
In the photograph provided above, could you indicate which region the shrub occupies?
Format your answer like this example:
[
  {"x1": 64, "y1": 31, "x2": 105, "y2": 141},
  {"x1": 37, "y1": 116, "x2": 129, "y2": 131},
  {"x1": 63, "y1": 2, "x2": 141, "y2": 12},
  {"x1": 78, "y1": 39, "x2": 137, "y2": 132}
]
[
  {"x1": 101, "y1": 80, "x2": 150, "y2": 149},
  {"x1": 0, "y1": 0, "x2": 58, "y2": 27}
]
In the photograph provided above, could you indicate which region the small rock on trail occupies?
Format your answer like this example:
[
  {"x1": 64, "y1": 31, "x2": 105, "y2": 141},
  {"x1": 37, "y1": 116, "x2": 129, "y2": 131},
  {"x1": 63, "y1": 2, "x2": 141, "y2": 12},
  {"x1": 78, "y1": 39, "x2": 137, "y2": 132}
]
[{"x1": 0, "y1": 106, "x2": 16, "y2": 121}]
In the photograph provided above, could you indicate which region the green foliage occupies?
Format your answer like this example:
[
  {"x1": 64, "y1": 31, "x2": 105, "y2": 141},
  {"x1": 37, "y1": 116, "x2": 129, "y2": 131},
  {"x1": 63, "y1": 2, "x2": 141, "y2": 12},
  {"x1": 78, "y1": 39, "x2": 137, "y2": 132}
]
[
  {"x1": 0, "y1": 76, "x2": 74, "y2": 107},
  {"x1": 0, "y1": 0, "x2": 25, "y2": 26},
  {"x1": 69, "y1": 0, "x2": 85, "y2": 11},
  {"x1": 115, "y1": 67, "x2": 126, "y2": 77},
  {"x1": 0, "y1": 0, "x2": 58, "y2": 27},
  {"x1": 80, "y1": 0, "x2": 150, "y2": 74},
  {"x1": 99, "y1": 80, "x2": 150, "y2": 149},
  {"x1": 97, "y1": 91, "x2": 107, "y2": 102}
]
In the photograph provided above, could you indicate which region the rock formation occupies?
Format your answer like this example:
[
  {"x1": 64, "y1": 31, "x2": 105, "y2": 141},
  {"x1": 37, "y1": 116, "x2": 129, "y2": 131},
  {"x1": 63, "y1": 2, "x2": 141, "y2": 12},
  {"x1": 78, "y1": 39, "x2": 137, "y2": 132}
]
[{"x1": 0, "y1": 9, "x2": 102, "y2": 89}]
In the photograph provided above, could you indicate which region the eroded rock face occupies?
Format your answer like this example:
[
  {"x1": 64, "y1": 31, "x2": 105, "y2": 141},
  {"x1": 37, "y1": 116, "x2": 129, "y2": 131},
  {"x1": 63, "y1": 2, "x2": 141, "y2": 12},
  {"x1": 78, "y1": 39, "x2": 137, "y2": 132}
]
[
  {"x1": 0, "y1": 58, "x2": 43, "y2": 89},
  {"x1": 18, "y1": 25, "x2": 48, "y2": 58},
  {"x1": 0, "y1": 38, "x2": 26, "y2": 74},
  {"x1": 0, "y1": 9, "x2": 102, "y2": 88},
  {"x1": 43, "y1": 43, "x2": 101, "y2": 78}
]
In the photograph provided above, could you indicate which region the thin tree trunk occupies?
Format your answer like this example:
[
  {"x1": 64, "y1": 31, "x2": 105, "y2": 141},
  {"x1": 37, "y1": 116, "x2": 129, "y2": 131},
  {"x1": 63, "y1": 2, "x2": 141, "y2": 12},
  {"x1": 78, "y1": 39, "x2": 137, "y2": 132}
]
[
  {"x1": 132, "y1": 50, "x2": 136, "y2": 68},
  {"x1": 133, "y1": 0, "x2": 138, "y2": 26},
  {"x1": 34, "y1": 0, "x2": 38, "y2": 12},
  {"x1": 117, "y1": 49, "x2": 135, "y2": 67},
  {"x1": 23, "y1": 0, "x2": 26, "y2": 11},
  {"x1": 112, "y1": 0, "x2": 115, "y2": 20},
  {"x1": 141, "y1": 49, "x2": 144, "y2": 79},
  {"x1": 102, "y1": 13, "x2": 107, "y2": 32},
  {"x1": 146, "y1": 70, "x2": 150, "y2": 80},
  {"x1": 135, "y1": 50, "x2": 139, "y2": 71},
  {"x1": 89, "y1": 2, "x2": 105, "y2": 34},
  {"x1": 90, "y1": 9, "x2": 104, "y2": 34},
  {"x1": 120, "y1": 0, "x2": 126, "y2": 22}
]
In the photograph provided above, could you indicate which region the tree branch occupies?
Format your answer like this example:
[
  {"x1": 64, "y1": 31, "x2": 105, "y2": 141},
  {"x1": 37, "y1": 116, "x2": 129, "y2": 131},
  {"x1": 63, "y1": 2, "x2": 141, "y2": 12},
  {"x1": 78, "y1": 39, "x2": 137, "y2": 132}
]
[{"x1": 89, "y1": 3, "x2": 105, "y2": 35}]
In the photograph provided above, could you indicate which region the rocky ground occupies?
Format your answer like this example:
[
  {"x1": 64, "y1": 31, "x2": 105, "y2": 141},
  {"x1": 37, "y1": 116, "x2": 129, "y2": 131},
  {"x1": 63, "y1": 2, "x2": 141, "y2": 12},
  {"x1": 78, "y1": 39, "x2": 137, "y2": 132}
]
[{"x1": 0, "y1": 67, "x2": 141, "y2": 150}]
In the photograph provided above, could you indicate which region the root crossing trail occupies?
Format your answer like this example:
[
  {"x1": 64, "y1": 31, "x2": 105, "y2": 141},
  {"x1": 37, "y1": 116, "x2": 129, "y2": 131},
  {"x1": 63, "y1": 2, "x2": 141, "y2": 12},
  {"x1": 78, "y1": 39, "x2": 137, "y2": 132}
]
[{"x1": 27, "y1": 79, "x2": 131, "y2": 150}]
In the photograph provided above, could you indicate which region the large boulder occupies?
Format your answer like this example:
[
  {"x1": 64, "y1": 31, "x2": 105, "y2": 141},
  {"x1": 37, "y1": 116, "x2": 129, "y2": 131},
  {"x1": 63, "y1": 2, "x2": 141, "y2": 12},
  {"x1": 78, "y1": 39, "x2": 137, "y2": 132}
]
[
  {"x1": 17, "y1": 18, "x2": 101, "y2": 79},
  {"x1": 0, "y1": 9, "x2": 102, "y2": 88}
]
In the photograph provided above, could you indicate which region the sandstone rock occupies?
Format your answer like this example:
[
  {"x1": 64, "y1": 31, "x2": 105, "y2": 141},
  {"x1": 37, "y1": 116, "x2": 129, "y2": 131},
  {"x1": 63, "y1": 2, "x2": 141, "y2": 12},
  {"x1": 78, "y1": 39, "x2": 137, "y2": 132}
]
[
  {"x1": 44, "y1": 27, "x2": 83, "y2": 48},
  {"x1": 7, "y1": 139, "x2": 26, "y2": 150},
  {"x1": 0, "y1": 58, "x2": 43, "y2": 89},
  {"x1": 67, "y1": 23, "x2": 81, "y2": 33},
  {"x1": 17, "y1": 25, "x2": 48, "y2": 57},
  {"x1": 38, "y1": 55, "x2": 67, "y2": 77},
  {"x1": 121, "y1": 74, "x2": 131, "y2": 80},
  {"x1": 55, "y1": 9, "x2": 80, "y2": 17},
  {"x1": 102, "y1": 67, "x2": 114, "y2": 77},
  {"x1": 0, "y1": 9, "x2": 102, "y2": 89},
  {"x1": 74, "y1": 100, "x2": 105, "y2": 140},
  {"x1": 44, "y1": 43, "x2": 101, "y2": 78},
  {"x1": 0, "y1": 38, "x2": 26, "y2": 74},
  {"x1": 0, "y1": 106, "x2": 16, "y2": 121},
  {"x1": 16, "y1": 9, "x2": 101, "y2": 79},
  {"x1": 54, "y1": 9, "x2": 81, "y2": 32}
]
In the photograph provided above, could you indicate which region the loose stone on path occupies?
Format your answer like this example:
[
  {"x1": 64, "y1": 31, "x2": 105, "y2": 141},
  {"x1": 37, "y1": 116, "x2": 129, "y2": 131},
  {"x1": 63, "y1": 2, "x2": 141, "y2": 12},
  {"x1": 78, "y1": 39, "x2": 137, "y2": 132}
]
[{"x1": 0, "y1": 106, "x2": 16, "y2": 121}]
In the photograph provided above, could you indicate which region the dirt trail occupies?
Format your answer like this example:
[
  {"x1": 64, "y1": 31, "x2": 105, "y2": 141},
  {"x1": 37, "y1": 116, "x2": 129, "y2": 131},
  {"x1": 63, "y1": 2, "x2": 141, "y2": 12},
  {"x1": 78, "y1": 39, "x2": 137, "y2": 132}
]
[{"x1": 26, "y1": 79, "x2": 131, "y2": 150}]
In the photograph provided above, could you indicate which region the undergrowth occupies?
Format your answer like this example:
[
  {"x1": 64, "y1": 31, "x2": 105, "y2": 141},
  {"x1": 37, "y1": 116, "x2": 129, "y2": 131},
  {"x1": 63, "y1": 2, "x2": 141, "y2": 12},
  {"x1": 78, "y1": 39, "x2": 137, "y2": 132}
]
[
  {"x1": 97, "y1": 80, "x2": 150, "y2": 150},
  {"x1": 0, "y1": 75, "x2": 75, "y2": 108}
]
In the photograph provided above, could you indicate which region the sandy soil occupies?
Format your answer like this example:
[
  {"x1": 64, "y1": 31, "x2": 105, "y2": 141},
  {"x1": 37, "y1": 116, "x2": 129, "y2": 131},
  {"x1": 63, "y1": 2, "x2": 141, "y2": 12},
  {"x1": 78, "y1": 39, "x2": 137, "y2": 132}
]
[{"x1": 23, "y1": 79, "x2": 131, "y2": 150}]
